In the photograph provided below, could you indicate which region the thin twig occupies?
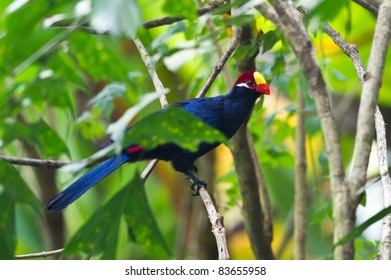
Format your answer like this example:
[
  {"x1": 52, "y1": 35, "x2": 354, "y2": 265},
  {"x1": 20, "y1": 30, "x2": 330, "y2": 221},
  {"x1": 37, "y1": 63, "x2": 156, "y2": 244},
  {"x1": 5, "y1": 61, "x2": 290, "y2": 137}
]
[
  {"x1": 132, "y1": 37, "x2": 169, "y2": 108},
  {"x1": 51, "y1": 5, "x2": 226, "y2": 33},
  {"x1": 375, "y1": 107, "x2": 391, "y2": 259},
  {"x1": 133, "y1": 36, "x2": 230, "y2": 259},
  {"x1": 143, "y1": 16, "x2": 185, "y2": 29},
  {"x1": 348, "y1": 0, "x2": 391, "y2": 201},
  {"x1": 144, "y1": 5, "x2": 223, "y2": 29},
  {"x1": 196, "y1": 27, "x2": 242, "y2": 98},
  {"x1": 198, "y1": 187, "x2": 230, "y2": 260},
  {"x1": 0, "y1": 154, "x2": 110, "y2": 169},
  {"x1": 197, "y1": 0, "x2": 233, "y2": 88},
  {"x1": 352, "y1": 0, "x2": 379, "y2": 16},
  {"x1": 140, "y1": 159, "x2": 159, "y2": 183},
  {"x1": 15, "y1": 248, "x2": 64, "y2": 259},
  {"x1": 0, "y1": 155, "x2": 68, "y2": 168},
  {"x1": 294, "y1": 85, "x2": 308, "y2": 260}
]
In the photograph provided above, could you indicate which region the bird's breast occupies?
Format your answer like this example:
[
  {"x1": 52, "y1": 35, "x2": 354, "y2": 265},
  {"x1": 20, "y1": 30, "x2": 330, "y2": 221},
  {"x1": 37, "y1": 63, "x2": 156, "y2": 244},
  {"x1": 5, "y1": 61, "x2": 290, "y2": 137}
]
[{"x1": 222, "y1": 98, "x2": 255, "y2": 138}]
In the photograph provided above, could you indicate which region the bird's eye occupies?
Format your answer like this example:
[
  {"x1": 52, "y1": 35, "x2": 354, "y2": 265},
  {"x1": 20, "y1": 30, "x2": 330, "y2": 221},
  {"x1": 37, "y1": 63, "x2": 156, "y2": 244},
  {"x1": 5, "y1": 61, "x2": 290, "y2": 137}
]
[{"x1": 247, "y1": 80, "x2": 254, "y2": 86}]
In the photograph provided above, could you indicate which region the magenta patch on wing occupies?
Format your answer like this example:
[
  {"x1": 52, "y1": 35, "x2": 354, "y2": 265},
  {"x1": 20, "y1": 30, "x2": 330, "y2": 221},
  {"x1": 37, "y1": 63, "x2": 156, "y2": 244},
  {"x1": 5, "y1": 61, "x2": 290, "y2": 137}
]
[{"x1": 127, "y1": 145, "x2": 143, "y2": 153}]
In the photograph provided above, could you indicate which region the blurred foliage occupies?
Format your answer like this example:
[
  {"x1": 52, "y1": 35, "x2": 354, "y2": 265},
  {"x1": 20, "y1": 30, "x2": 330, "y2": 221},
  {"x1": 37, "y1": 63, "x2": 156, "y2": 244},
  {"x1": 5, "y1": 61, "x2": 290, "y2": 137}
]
[
  {"x1": 0, "y1": 0, "x2": 389, "y2": 260},
  {"x1": 64, "y1": 173, "x2": 170, "y2": 259}
]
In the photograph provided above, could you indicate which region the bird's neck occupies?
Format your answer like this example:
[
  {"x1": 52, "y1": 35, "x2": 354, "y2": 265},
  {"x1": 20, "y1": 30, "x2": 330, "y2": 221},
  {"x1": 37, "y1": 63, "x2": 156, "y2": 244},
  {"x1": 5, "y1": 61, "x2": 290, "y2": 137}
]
[{"x1": 222, "y1": 93, "x2": 259, "y2": 138}]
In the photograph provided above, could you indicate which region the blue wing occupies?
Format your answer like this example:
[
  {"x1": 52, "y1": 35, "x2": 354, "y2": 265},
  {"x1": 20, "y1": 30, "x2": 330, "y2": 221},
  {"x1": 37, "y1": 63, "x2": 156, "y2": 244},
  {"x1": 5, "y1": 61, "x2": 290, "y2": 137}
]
[{"x1": 175, "y1": 96, "x2": 225, "y2": 131}]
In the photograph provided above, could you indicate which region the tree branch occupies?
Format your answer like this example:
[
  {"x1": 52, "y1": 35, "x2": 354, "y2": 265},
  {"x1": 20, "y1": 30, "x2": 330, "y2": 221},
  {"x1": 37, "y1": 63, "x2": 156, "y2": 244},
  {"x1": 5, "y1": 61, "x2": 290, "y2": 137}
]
[
  {"x1": 51, "y1": 5, "x2": 226, "y2": 33},
  {"x1": 351, "y1": 0, "x2": 379, "y2": 16},
  {"x1": 0, "y1": 154, "x2": 68, "y2": 168},
  {"x1": 300, "y1": 0, "x2": 391, "y2": 259},
  {"x1": 375, "y1": 107, "x2": 391, "y2": 259},
  {"x1": 230, "y1": 127, "x2": 275, "y2": 259},
  {"x1": 228, "y1": 22, "x2": 274, "y2": 259},
  {"x1": 0, "y1": 154, "x2": 111, "y2": 169},
  {"x1": 15, "y1": 248, "x2": 64, "y2": 259},
  {"x1": 132, "y1": 36, "x2": 169, "y2": 108},
  {"x1": 198, "y1": 187, "x2": 230, "y2": 260},
  {"x1": 294, "y1": 86, "x2": 308, "y2": 260},
  {"x1": 196, "y1": 27, "x2": 242, "y2": 98},
  {"x1": 143, "y1": 5, "x2": 223, "y2": 29},
  {"x1": 348, "y1": 0, "x2": 391, "y2": 200},
  {"x1": 266, "y1": 0, "x2": 352, "y2": 259}
]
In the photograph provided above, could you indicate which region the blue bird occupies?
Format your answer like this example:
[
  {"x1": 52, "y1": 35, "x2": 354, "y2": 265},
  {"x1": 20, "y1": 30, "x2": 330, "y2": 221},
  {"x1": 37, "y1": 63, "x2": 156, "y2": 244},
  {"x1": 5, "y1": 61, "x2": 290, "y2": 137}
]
[{"x1": 46, "y1": 71, "x2": 270, "y2": 211}]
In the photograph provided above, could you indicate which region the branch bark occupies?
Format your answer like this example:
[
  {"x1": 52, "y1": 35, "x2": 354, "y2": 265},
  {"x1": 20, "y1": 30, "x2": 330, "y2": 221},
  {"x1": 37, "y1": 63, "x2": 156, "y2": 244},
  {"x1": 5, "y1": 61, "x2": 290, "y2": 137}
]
[
  {"x1": 143, "y1": 5, "x2": 225, "y2": 29},
  {"x1": 349, "y1": 0, "x2": 391, "y2": 203},
  {"x1": 230, "y1": 126, "x2": 275, "y2": 259},
  {"x1": 351, "y1": 0, "x2": 379, "y2": 16},
  {"x1": 196, "y1": 27, "x2": 242, "y2": 98},
  {"x1": 294, "y1": 86, "x2": 308, "y2": 260},
  {"x1": 0, "y1": 155, "x2": 68, "y2": 168},
  {"x1": 0, "y1": 154, "x2": 111, "y2": 169},
  {"x1": 52, "y1": 5, "x2": 226, "y2": 33},
  {"x1": 15, "y1": 248, "x2": 64, "y2": 259},
  {"x1": 264, "y1": 0, "x2": 352, "y2": 259},
  {"x1": 199, "y1": 187, "x2": 230, "y2": 260},
  {"x1": 300, "y1": 0, "x2": 390, "y2": 259},
  {"x1": 375, "y1": 107, "x2": 391, "y2": 260},
  {"x1": 228, "y1": 23, "x2": 274, "y2": 259},
  {"x1": 132, "y1": 37, "x2": 169, "y2": 108}
]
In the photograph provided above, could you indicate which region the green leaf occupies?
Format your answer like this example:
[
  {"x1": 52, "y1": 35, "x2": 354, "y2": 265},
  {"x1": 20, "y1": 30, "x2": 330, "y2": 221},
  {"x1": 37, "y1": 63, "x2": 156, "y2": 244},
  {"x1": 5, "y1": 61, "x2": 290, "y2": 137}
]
[
  {"x1": 151, "y1": 22, "x2": 187, "y2": 51},
  {"x1": 23, "y1": 76, "x2": 75, "y2": 111},
  {"x1": 271, "y1": 55, "x2": 286, "y2": 76},
  {"x1": 63, "y1": 190, "x2": 124, "y2": 259},
  {"x1": 219, "y1": 170, "x2": 240, "y2": 207},
  {"x1": 311, "y1": 207, "x2": 327, "y2": 225},
  {"x1": 335, "y1": 205, "x2": 391, "y2": 247},
  {"x1": 107, "y1": 90, "x2": 168, "y2": 155},
  {"x1": 305, "y1": 0, "x2": 347, "y2": 24},
  {"x1": 90, "y1": 0, "x2": 143, "y2": 37},
  {"x1": 64, "y1": 173, "x2": 170, "y2": 259},
  {"x1": 304, "y1": 115, "x2": 321, "y2": 135},
  {"x1": 68, "y1": 32, "x2": 131, "y2": 81},
  {"x1": 75, "y1": 107, "x2": 107, "y2": 141},
  {"x1": 263, "y1": 112, "x2": 277, "y2": 129},
  {"x1": 4, "y1": 0, "x2": 52, "y2": 43},
  {"x1": 0, "y1": 161, "x2": 42, "y2": 213},
  {"x1": 121, "y1": 106, "x2": 227, "y2": 153},
  {"x1": 318, "y1": 152, "x2": 329, "y2": 171},
  {"x1": 89, "y1": 83, "x2": 126, "y2": 117},
  {"x1": 223, "y1": 14, "x2": 254, "y2": 27},
  {"x1": 0, "y1": 130, "x2": 44, "y2": 259},
  {"x1": 162, "y1": 0, "x2": 197, "y2": 20},
  {"x1": 0, "y1": 191, "x2": 15, "y2": 260},
  {"x1": 331, "y1": 69, "x2": 347, "y2": 82},
  {"x1": 261, "y1": 30, "x2": 280, "y2": 53},
  {"x1": 2, "y1": 118, "x2": 69, "y2": 158},
  {"x1": 124, "y1": 175, "x2": 171, "y2": 258},
  {"x1": 359, "y1": 192, "x2": 367, "y2": 207}
]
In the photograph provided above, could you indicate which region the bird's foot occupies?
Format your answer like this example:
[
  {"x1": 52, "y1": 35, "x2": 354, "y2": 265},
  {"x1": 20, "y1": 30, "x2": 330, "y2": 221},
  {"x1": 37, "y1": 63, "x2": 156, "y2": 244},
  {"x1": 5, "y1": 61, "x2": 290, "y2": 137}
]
[
  {"x1": 190, "y1": 179, "x2": 207, "y2": 196},
  {"x1": 190, "y1": 165, "x2": 198, "y2": 174},
  {"x1": 185, "y1": 169, "x2": 207, "y2": 196}
]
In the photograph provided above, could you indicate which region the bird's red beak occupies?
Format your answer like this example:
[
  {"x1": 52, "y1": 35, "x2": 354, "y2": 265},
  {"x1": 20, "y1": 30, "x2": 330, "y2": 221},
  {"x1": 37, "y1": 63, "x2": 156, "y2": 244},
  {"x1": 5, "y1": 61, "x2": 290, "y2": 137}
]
[{"x1": 254, "y1": 71, "x2": 270, "y2": 95}]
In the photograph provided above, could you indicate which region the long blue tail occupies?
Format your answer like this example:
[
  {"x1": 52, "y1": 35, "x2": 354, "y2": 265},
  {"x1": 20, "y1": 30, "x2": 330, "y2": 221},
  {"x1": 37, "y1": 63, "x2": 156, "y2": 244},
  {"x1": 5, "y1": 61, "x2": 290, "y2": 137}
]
[{"x1": 46, "y1": 154, "x2": 131, "y2": 211}]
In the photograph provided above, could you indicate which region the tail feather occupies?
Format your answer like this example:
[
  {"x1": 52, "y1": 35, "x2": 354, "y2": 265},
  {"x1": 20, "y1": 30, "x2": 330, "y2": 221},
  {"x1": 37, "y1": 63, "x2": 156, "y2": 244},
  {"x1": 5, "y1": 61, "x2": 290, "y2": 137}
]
[{"x1": 46, "y1": 154, "x2": 130, "y2": 211}]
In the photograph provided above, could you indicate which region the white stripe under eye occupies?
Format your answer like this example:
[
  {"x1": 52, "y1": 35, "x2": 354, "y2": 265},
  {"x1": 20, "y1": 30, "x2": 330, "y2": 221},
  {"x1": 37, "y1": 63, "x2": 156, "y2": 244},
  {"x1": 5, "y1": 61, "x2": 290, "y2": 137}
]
[{"x1": 236, "y1": 82, "x2": 250, "y2": 88}]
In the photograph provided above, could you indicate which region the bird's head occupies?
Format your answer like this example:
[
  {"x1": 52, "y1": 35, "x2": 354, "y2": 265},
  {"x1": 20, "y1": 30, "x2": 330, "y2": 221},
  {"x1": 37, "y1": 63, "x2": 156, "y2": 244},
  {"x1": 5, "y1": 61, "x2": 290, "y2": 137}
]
[{"x1": 234, "y1": 70, "x2": 270, "y2": 96}]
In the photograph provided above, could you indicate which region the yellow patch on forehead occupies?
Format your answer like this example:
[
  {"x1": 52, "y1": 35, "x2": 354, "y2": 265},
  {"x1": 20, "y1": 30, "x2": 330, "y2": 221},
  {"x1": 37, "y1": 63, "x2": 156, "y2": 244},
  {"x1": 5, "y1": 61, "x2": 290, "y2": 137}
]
[{"x1": 254, "y1": 71, "x2": 266, "y2": 85}]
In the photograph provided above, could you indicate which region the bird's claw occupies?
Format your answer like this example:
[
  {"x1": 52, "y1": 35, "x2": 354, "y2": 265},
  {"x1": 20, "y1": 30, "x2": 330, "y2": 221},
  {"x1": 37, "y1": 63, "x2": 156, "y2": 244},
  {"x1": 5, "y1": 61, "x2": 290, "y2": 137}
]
[{"x1": 190, "y1": 180, "x2": 207, "y2": 196}]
